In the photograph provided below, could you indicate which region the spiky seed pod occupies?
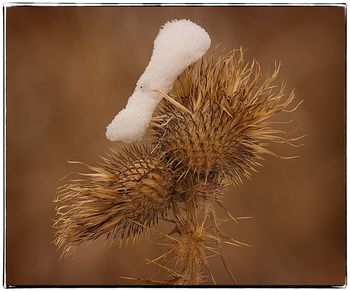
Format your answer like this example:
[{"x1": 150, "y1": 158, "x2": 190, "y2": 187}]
[
  {"x1": 151, "y1": 48, "x2": 299, "y2": 186},
  {"x1": 54, "y1": 145, "x2": 175, "y2": 257}
]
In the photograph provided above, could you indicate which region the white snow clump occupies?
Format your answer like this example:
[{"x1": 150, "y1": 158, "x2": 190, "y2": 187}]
[{"x1": 106, "y1": 19, "x2": 211, "y2": 143}]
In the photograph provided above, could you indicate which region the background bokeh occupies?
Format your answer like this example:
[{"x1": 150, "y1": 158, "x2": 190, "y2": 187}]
[{"x1": 6, "y1": 6, "x2": 345, "y2": 286}]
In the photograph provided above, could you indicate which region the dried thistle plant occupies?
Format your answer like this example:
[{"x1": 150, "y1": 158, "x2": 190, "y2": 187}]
[{"x1": 54, "y1": 48, "x2": 302, "y2": 284}]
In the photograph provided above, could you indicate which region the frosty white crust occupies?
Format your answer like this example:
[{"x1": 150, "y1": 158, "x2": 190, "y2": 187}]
[{"x1": 106, "y1": 19, "x2": 211, "y2": 143}]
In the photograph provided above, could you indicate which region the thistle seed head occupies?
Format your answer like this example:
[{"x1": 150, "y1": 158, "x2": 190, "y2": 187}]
[
  {"x1": 151, "y1": 48, "x2": 297, "y2": 185},
  {"x1": 54, "y1": 145, "x2": 175, "y2": 257}
]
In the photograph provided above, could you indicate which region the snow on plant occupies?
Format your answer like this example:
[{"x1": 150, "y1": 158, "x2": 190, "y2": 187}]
[{"x1": 106, "y1": 19, "x2": 211, "y2": 143}]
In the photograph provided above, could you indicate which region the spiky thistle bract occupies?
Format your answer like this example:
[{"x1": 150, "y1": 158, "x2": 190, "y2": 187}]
[{"x1": 54, "y1": 48, "x2": 301, "y2": 284}]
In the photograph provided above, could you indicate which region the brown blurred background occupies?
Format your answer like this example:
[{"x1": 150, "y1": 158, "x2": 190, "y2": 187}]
[{"x1": 6, "y1": 6, "x2": 345, "y2": 286}]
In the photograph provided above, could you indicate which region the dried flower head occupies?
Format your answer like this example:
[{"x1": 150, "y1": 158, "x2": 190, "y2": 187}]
[
  {"x1": 54, "y1": 145, "x2": 176, "y2": 257},
  {"x1": 151, "y1": 48, "x2": 301, "y2": 186}
]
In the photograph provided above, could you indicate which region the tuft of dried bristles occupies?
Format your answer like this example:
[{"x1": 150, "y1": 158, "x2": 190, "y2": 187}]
[{"x1": 54, "y1": 47, "x2": 301, "y2": 284}]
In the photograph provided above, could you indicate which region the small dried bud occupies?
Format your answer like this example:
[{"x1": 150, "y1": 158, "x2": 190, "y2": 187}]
[{"x1": 193, "y1": 180, "x2": 227, "y2": 202}]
